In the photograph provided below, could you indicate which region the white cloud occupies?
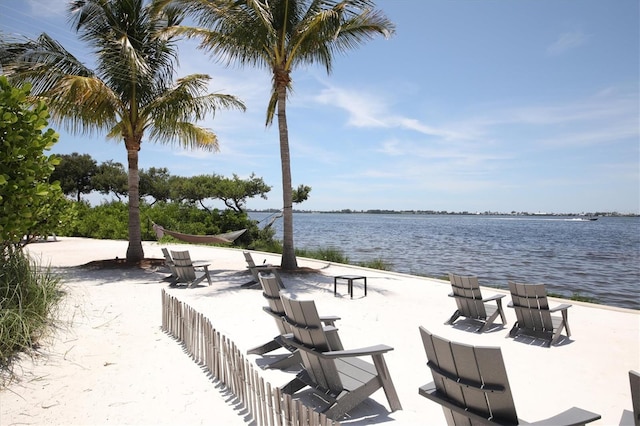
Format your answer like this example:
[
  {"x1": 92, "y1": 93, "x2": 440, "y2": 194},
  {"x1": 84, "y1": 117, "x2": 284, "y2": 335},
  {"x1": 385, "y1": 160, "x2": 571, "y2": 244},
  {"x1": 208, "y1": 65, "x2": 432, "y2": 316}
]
[
  {"x1": 26, "y1": 0, "x2": 67, "y2": 18},
  {"x1": 547, "y1": 31, "x2": 589, "y2": 55}
]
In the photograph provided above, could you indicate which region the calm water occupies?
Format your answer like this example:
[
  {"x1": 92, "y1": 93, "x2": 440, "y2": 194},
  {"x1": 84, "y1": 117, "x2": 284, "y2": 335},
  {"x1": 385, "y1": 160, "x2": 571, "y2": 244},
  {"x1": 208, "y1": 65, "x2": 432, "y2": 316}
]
[{"x1": 250, "y1": 213, "x2": 640, "y2": 310}]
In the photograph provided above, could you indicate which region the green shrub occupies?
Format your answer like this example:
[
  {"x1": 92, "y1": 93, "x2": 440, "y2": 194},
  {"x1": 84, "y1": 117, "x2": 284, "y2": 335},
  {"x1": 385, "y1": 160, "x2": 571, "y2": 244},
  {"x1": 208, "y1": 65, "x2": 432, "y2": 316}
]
[
  {"x1": 357, "y1": 257, "x2": 392, "y2": 271},
  {"x1": 0, "y1": 250, "x2": 63, "y2": 374},
  {"x1": 296, "y1": 247, "x2": 350, "y2": 264},
  {"x1": 55, "y1": 200, "x2": 268, "y2": 248}
]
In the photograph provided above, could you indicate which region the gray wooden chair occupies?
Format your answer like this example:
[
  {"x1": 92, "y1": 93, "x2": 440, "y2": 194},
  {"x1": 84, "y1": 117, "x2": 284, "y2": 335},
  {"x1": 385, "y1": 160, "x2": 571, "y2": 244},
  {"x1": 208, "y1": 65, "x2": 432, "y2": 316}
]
[
  {"x1": 242, "y1": 250, "x2": 282, "y2": 288},
  {"x1": 170, "y1": 250, "x2": 212, "y2": 287},
  {"x1": 446, "y1": 273, "x2": 507, "y2": 333},
  {"x1": 630, "y1": 370, "x2": 640, "y2": 426},
  {"x1": 418, "y1": 326, "x2": 601, "y2": 425},
  {"x1": 278, "y1": 293, "x2": 402, "y2": 420},
  {"x1": 507, "y1": 281, "x2": 572, "y2": 346},
  {"x1": 247, "y1": 273, "x2": 342, "y2": 370},
  {"x1": 161, "y1": 248, "x2": 177, "y2": 280}
]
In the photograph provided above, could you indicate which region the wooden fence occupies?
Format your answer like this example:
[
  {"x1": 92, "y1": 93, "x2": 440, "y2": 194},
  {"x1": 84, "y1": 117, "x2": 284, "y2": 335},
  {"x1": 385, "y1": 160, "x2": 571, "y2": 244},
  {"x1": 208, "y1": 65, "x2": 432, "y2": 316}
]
[{"x1": 161, "y1": 289, "x2": 339, "y2": 426}]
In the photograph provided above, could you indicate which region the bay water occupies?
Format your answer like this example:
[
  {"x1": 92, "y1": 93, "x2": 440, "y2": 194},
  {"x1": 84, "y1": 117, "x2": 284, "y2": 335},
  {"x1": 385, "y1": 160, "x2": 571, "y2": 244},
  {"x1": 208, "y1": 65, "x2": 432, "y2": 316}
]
[{"x1": 250, "y1": 212, "x2": 639, "y2": 310}]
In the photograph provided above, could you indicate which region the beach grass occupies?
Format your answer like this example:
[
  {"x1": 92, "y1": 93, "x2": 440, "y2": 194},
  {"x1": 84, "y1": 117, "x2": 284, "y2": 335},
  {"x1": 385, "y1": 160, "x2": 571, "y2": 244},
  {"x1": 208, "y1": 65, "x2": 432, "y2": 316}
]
[{"x1": 0, "y1": 250, "x2": 63, "y2": 379}]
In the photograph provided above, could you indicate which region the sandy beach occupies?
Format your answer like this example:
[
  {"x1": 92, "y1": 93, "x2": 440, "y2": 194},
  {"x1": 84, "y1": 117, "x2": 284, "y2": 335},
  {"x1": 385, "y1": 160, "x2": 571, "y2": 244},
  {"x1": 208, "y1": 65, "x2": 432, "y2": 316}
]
[{"x1": 2, "y1": 237, "x2": 638, "y2": 425}]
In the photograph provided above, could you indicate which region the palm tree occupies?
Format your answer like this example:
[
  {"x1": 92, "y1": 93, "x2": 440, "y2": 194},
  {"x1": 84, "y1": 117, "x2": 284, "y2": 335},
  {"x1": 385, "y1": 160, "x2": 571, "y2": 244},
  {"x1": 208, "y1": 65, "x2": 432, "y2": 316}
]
[
  {"x1": 154, "y1": 0, "x2": 394, "y2": 269},
  {"x1": 0, "y1": 0, "x2": 245, "y2": 262}
]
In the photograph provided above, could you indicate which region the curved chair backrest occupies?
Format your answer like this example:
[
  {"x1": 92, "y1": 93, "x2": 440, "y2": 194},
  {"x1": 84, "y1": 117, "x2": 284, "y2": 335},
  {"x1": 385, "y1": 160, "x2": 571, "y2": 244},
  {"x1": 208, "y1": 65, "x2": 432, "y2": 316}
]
[
  {"x1": 170, "y1": 250, "x2": 196, "y2": 282},
  {"x1": 508, "y1": 281, "x2": 553, "y2": 331},
  {"x1": 420, "y1": 326, "x2": 518, "y2": 424},
  {"x1": 258, "y1": 273, "x2": 289, "y2": 335},
  {"x1": 449, "y1": 273, "x2": 488, "y2": 318},
  {"x1": 280, "y1": 293, "x2": 342, "y2": 393}
]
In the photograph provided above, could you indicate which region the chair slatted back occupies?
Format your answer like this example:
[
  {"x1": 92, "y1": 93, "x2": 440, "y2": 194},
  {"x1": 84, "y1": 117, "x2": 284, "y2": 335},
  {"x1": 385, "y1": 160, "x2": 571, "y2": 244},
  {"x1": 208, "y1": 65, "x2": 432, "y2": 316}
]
[
  {"x1": 244, "y1": 251, "x2": 258, "y2": 268},
  {"x1": 280, "y1": 294, "x2": 343, "y2": 393},
  {"x1": 449, "y1": 273, "x2": 488, "y2": 319},
  {"x1": 170, "y1": 250, "x2": 196, "y2": 282},
  {"x1": 258, "y1": 273, "x2": 289, "y2": 335},
  {"x1": 162, "y1": 248, "x2": 177, "y2": 276},
  {"x1": 508, "y1": 281, "x2": 554, "y2": 332},
  {"x1": 420, "y1": 326, "x2": 518, "y2": 424}
]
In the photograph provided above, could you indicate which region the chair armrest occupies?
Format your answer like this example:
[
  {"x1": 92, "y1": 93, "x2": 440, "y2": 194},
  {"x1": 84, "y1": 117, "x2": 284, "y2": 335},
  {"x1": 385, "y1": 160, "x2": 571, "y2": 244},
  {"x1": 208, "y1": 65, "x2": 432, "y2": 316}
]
[
  {"x1": 549, "y1": 303, "x2": 572, "y2": 313},
  {"x1": 278, "y1": 335, "x2": 391, "y2": 358},
  {"x1": 321, "y1": 344, "x2": 394, "y2": 359},
  {"x1": 482, "y1": 294, "x2": 505, "y2": 302},
  {"x1": 193, "y1": 262, "x2": 210, "y2": 268},
  {"x1": 529, "y1": 407, "x2": 600, "y2": 425},
  {"x1": 319, "y1": 315, "x2": 341, "y2": 326}
]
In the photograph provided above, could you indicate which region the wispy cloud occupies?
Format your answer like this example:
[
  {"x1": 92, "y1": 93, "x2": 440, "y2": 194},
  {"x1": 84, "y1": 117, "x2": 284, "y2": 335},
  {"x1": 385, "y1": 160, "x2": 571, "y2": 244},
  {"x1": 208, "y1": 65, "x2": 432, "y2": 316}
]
[
  {"x1": 313, "y1": 85, "x2": 469, "y2": 140},
  {"x1": 547, "y1": 31, "x2": 589, "y2": 55},
  {"x1": 26, "y1": 0, "x2": 67, "y2": 18}
]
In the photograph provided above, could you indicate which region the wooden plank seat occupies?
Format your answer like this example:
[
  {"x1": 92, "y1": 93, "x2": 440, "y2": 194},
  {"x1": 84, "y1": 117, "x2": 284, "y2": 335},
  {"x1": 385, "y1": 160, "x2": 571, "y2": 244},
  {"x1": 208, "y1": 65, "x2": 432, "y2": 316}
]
[
  {"x1": 418, "y1": 326, "x2": 601, "y2": 425},
  {"x1": 278, "y1": 293, "x2": 402, "y2": 420},
  {"x1": 508, "y1": 281, "x2": 572, "y2": 346},
  {"x1": 247, "y1": 273, "x2": 341, "y2": 370},
  {"x1": 446, "y1": 273, "x2": 507, "y2": 333},
  {"x1": 170, "y1": 250, "x2": 212, "y2": 288}
]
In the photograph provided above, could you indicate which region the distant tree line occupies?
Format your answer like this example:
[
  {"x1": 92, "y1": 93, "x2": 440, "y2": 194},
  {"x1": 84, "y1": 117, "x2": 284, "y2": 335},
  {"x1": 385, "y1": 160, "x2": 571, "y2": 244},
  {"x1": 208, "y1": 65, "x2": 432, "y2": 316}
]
[{"x1": 51, "y1": 153, "x2": 271, "y2": 213}]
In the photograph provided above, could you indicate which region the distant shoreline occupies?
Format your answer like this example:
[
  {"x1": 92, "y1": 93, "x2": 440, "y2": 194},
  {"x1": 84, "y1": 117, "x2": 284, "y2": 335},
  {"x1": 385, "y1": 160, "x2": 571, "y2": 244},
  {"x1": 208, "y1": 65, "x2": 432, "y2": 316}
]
[{"x1": 249, "y1": 209, "x2": 639, "y2": 217}]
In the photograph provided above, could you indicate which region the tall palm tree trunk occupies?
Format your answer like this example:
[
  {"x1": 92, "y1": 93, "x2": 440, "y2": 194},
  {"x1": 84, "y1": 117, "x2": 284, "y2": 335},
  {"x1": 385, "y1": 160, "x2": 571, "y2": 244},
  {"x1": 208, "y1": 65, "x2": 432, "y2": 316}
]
[
  {"x1": 276, "y1": 85, "x2": 297, "y2": 270},
  {"x1": 126, "y1": 145, "x2": 144, "y2": 262}
]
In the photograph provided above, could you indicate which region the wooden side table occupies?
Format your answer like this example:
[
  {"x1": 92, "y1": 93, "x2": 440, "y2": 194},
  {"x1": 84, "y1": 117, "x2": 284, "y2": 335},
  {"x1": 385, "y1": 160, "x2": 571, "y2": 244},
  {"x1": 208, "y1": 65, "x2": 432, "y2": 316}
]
[{"x1": 334, "y1": 275, "x2": 367, "y2": 299}]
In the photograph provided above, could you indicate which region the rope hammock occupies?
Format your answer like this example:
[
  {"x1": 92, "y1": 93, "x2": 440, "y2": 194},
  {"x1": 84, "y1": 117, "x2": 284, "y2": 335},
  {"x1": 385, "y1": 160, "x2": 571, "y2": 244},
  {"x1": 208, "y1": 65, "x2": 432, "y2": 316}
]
[{"x1": 152, "y1": 223, "x2": 246, "y2": 245}]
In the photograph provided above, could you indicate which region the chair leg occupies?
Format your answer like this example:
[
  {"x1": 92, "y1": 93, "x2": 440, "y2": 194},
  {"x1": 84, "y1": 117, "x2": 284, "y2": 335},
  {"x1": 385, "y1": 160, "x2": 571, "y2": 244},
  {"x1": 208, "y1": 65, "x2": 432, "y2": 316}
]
[
  {"x1": 203, "y1": 266, "x2": 212, "y2": 286},
  {"x1": 478, "y1": 310, "x2": 500, "y2": 333},
  {"x1": 509, "y1": 322, "x2": 520, "y2": 338},
  {"x1": 372, "y1": 353, "x2": 403, "y2": 412},
  {"x1": 281, "y1": 377, "x2": 307, "y2": 394},
  {"x1": 445, "y1": 310, "x2": 461, "y2": 325},
  {"x1": 561, "y1": 309, "x2": 571, "y2": 337},
  {"x1": 247, "y1": 339, "x2": 282, "y2": 355},
  {"x1": 496, "y1": 299, "x2": 507, "y2": 324}
]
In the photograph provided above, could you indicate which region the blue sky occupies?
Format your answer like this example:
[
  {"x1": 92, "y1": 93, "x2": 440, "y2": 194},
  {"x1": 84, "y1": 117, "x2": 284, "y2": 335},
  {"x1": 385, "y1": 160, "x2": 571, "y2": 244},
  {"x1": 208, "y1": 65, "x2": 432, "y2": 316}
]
[{"x1": 1, "y1": 0, "x2": 638, "y2": 214}]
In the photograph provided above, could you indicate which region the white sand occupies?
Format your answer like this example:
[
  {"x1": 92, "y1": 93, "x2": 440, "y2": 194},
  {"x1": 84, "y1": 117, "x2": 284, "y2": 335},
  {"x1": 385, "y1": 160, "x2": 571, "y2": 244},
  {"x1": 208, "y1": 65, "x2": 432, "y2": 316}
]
[{"x1": 2, "y1": 237, "x2": 638, "y2": 425}]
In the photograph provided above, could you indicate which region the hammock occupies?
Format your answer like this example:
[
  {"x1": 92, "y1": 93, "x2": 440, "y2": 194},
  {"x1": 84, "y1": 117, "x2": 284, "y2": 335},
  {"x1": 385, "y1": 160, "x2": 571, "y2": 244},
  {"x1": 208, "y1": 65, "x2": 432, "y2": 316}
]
[{"x1": 152, "y1": 223, "x2": 246, "y2": 244}]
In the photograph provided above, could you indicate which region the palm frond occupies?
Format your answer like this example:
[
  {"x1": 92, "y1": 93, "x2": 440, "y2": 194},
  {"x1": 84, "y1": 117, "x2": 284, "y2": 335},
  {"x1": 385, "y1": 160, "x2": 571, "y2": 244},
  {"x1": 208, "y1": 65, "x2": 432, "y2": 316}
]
[
  {"x1": 145, "y1": 73, "x2": 245, "y2": 123},
  {"x1": 46, "y1": 75, "x2": 121, "y2": 134},
  {"x1": 0, "y1": 33, "x2": 93, "y2": 95},
  {"x1": 148, "y1": 121, "x2": 219, "y2": 151}
]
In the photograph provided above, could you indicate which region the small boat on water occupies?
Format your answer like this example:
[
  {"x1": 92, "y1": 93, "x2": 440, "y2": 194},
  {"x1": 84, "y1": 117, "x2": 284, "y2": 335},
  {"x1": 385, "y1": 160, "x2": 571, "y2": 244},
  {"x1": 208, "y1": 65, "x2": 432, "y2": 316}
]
[{"x1": 567, "y1": 217, "x2": 598, "y2": 221}]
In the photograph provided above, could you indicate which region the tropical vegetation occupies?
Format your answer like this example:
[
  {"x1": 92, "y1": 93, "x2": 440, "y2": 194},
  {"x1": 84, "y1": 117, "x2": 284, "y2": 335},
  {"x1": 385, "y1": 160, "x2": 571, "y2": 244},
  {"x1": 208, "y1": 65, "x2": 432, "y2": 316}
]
[
  {"x1": 0, "y1": 0, "x2": 245, "y2": 262},
  {"x1": 152, "y1": 0, "x2": 395, "y2": 269},
  {"x1": 0, "y1": 77, "x2": 64, "y2": 372}
]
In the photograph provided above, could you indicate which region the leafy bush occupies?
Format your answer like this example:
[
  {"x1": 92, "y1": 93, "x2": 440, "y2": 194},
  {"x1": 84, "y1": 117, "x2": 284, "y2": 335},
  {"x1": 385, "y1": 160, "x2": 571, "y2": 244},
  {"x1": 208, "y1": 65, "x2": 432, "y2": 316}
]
[
  {"x1": 0, "y1": 250, "x2": 63, "y2": 374},
  {"x1": 56, "y1": 200, "x2": 270, "y2": 249},
  {"x1": 0, "y1": 76, "x2": 65, "y2": 254},
  {"x1": 295, "y1": 247, "x2": 350, "y2": 264},
  {"x1": 357, "y1": 257, "x2": 392, "y2": 271}
]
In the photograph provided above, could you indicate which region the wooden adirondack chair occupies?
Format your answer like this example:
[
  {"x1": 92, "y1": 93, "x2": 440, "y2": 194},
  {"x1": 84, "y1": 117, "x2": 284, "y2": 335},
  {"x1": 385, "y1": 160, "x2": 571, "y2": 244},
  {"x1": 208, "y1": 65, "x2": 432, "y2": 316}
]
[
  {"x1": 161, "y1": 248, "x2": 177, "y2": 281},
  {"x1": 242, "y1": 251, "x2": 282, "y2": 288},
  {"x1": 170, "y1": 250, "x2": 212, "y2": 288},
  {"x1": 247, "y1": 273, "x2": 342, "y2": 370},
  {"x1": 418, "y1": 326, "x2": 601, "y2": 425},
  {"x1": 507, "y1": 281, "x2": 572, "y2": 346},
  {"x1": 446, "y1": 273, "x2": 507, "y2": 333},
  {"x1": 630, "y1": 370, "x2": 640, "y2": 426},
  {"x1": 278, "y1": 293, "x2": 402, "y2": 420}
]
